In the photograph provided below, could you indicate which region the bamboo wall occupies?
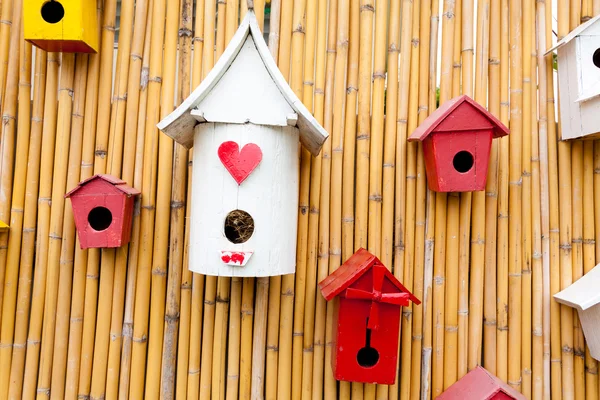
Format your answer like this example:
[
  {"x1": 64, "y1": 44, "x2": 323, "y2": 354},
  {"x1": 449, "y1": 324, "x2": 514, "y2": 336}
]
[{"x1": 0, "y1": 0, "x2": 598, "y2": 399}]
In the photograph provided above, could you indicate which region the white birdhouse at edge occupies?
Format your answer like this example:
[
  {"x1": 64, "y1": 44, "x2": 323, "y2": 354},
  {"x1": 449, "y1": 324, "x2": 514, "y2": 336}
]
[
  {"x1": 554, "y1": 263, "x2": 600, "y2": 361},
  {"x1": 157, "y1": 10, "x2": 328, "y2": 277},
  {"x1": 545, "y1": 14, "x2": 600, "y2": 140}
]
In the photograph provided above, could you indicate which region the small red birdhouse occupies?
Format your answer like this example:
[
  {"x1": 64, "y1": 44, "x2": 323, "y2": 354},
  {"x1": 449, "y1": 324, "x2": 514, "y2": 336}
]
[
  {"x1": 408, "y1": 95, "x2": 509, "y2": 192},
  {"x1": 65, "y1": 174, "x2": 140, "y2": 249},
  {"x1": 436, "y1": 366, "x2": 526, "y2": 400},
  {"x1": 318, "y1": 248, "x2": 420, "y2": 385}
]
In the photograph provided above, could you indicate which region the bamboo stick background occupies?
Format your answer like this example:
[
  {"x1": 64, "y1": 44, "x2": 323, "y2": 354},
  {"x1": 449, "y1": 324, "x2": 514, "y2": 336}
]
[{"x1": 0, "y1": 0, "x2": 598, "y2": 399}]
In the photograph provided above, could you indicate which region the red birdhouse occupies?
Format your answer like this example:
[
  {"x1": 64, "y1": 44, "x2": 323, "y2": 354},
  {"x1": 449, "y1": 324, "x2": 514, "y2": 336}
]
[
  {"x1": 318, "y1": 248, "x2": 420, "y2": 385},
  {"x1": 65, "y1": 174, "x2": 140, "y2": 249},
  {"x1": 408, "y1": 95, "x2": 509, "y2": 192},
  {"x1": 436, "y1": 366, "x2": 526, "y2": 400}
]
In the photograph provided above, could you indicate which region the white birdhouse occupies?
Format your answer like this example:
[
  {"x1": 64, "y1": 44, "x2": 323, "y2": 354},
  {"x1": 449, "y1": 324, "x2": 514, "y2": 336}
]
[
  {"x1": 554, "y1": 263, "x2": 600, "y2": 361},
  {"x1": 545, "y1": 14, "x2": 600, "y2": 140},
  {"x1": 157, "y1": 10, "x2": 328, "y2": 277}
]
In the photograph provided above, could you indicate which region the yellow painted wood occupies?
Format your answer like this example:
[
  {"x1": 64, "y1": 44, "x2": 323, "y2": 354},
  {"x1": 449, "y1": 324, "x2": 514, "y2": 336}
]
[
  {"x1": 0, "y1": 220, "x2": 8, "y2": 231},
  {"x1": 24, "y1": 0, "x2": 98, "y2": 53}
]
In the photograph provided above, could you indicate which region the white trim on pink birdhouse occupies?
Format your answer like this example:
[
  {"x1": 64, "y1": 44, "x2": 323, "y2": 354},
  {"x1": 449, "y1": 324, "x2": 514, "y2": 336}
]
[{"x1": 156, "y1": 10, "x2": 328, "y2": 277}]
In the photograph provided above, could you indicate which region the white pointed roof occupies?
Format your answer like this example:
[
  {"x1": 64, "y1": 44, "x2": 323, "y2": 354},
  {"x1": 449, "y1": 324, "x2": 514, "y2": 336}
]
[
  {"x1": 554, "y1": 263, "x2": 600, "y2": 311},
  {"x1": 157, "y1": 10, "x2": 328, "y2": 156},
  {"x1": 544, "y1": 14, "x2": 600, "y2": 55}
]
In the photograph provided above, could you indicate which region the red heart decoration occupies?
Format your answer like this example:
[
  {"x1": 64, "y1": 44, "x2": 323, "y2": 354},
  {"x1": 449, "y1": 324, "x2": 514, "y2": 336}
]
[{"x1": 218, "y1": 141, "x2": 263, "y2": 185}]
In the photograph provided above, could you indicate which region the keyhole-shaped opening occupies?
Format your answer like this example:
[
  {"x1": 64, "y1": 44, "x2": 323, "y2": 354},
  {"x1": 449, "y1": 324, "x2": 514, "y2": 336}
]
[
  {"x1": 356, "y1": 318, "x2": 380, "y2": 368},
  {"x1": 453, "y1": 150, "x2": 474, "y2": 173},
  {"x1": 593, "y1": 48, "x2": 600, "y2": 69},
  {"x1": 41, "y1": 1, "x2": 65, "y2": 24}
]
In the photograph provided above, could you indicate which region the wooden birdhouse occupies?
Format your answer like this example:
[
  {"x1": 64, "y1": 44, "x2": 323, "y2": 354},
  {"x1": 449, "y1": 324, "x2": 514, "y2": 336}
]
[
  {"x1": 436, "y1": 366, "x2": 526, "y2": 399},
  {"x1": 24, "y1": 0, "x2": 99, "y2": 53},
  {"x1": 318, "y1": 248, "x2": 421, "y2": 385},
  {"x1": 65, "y1": 174, "x2": 140, "y2": 249},
  {"x1": 0, "y1": 220, "x2": 8, "y2": 232},
  {"x1": 156, "y1": 10, "x2": 328, "y2": 277},
  {"x1": 408, "y1": 95, "x2": 509, "y2": 192},
  {"x1": 554, "y1": 262, "x2": 600, "y2": 361},
  {"x1": 544, "y1": 14, "x2": 600, "y2": 140}
]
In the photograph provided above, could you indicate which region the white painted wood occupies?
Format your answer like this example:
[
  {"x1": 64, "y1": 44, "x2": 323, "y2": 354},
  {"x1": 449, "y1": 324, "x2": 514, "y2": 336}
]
[
  {"x1": 544, "y1": 14, "x2": 600, "y2": 54},
  {"x1": 576, "y1": 36, "x2": 600, "y2": 102},
  {"x1": 156, "y1": 10, "x2": 328, "y2": 156},
  {"x1": 195, "y1": 35, "x2": 295, "y2": 126},
  {"x1": 554, "y1": 263, "x2": 600, "y2": 360},
  {"x1": 191, "y1": 108, "x2": 205, "y2": 122},
  {"x1": 286, "y1": 113, "x2": 298, "y2": 126},
  {"x1": 189, "y1": 122, "x2": 300, "y2": 277}
]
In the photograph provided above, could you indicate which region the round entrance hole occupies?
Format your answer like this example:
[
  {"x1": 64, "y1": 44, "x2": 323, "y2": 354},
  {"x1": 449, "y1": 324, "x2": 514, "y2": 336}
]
[
  {"x1": 357, "y1": 346, "x2": 380, "y2": 368},
  {"x1": 593, "y1": 48, "x2": 600, "y2": 69},
  {"x1": 452, "y1": 150, "x2": 474, "y2": 173},
  {"x1": 224, "y1": 209, "x2": 255, "y2": 244},
  {"x1": 41, "y1": 1, "x2": 65, "y2": 24},
  {"x1": 88, "y1": 207, "x2": 113, "y2": 232}
]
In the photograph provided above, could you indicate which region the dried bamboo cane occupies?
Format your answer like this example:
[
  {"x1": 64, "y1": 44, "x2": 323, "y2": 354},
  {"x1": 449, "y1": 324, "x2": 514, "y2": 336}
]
[
  {"x1": 142, "y1": 0, "x2": 178, "y2": 396},
  {"x1": 507, "y1": 0, "x2": 523, "y2": 392},
  {"x1": 239, "y1": 278, "x2": 255, "y2": 399},
  {"x1": 160, "y1": 1, "x2": 192, "y2": 398},
  {"x1": 520, "y1": 0, "x2": 534, "y2": 396},
  {"x1": 0, "y1": 40, "x2": 36, "y2": 400},
  {"x1": 483, "y1": 0, "x2": 501, "y2": 375},
  {"x1": 409, "y1": 0, "x2": 431, "y2": 397},
  {"x1": 264, "y1": 0, "x2": 283, "y2": 396},
  {"x1": 312, "y1": 1, "x2": 337, "y2": 398},
  {"x1": 48, "y1": 55, "x2": 88, "y2": 400},
  {"x1": 126, "y1": 0, "x2": 167, "y2": 396},
  {"x1": 398, "y1": 1, "x2": 420, "y2": 398},
  {"x1": 0, "y1": 0, "x2": 13, "y2": 109},
  {"x1": 326, "y1": 0, "x2": 350, "y2": 398},
  {"x1": 300, "y1": 0, "x2": 327, "y2": 396},
  {"x1": 117, "y1": 5, "x2": 153, "y2": 396},
  {"x1": 0, "y1": 0, "x2": 21, "y2": 319},
  {"x1": 535, "y1": 3, "x2": 551, "y2": 398},
  {"x1": 496, "y1": 0, "x2": 510, "y2": 383}
]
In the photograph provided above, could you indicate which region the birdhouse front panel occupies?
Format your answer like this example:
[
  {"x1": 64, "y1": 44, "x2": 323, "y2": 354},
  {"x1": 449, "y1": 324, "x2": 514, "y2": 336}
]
[
  {"x1": 67, "y1": 179, "x2": 138, "y2": 249},
  {"x1": 189, "y1": 122, "x2": 300, "y2": 277},
  {"x1": 332, "y1": 270, "x2": 403, "y2": 385},
  {"x1": 24, "y1": 0, "x2": 99, "y2": 53}
]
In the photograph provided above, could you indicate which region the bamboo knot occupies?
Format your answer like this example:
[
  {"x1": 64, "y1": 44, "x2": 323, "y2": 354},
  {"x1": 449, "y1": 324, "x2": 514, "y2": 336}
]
[
  {"x1": 360, "y1": 4, "x2": 375, "y2": 12},
  {"x1": 583, "y1": 239, "x2": 595, "y2": 244},
  {"x1": 165, "y1": 314, "x2": 180, "y2": 322},
  {"x1": 402, "y1": 311, "x2": 412, "y2": 318},
  {"x1": 171, "y1": 201, "x2": 185, "y2": 209},
  {"x1": 585, "y1": 366, "x2": 599, "y2": 375},
  {"x1": 383, "y1": 162, "x2": 394, "y2": 168},
  {"x1": 38, "y1": 197, "x2": 51, "y2": 205},
  {"x1": 532, "y1": 328, "x2": 543, "y2": 337},
  {"x1": 326, "y1": 49, "x2": 336, "y2": 54},
  {"x1": 266, "y1": 345, "x2": 279, "y2": 351},
  {"x1": 443, "y1": 11, "x2": 455, "y2": 19},
  {"x1": 149, "y1": 76, "x2": 163, "y2": 83},
  {"x1": 574, "y1": 349, "x2": 586, "y2": 358},
  {"x1": 485, "y1": 191, "x2": 497, "y2": 197},
  {"x1": 397, "y1": 118, "x2": 408, "y2": 124},
  {"x1": 2, "y1": 114, "x2": 15, "y2": 124},
  {"x1": 433, "y1": 276, "x2": 445, "y2": 285},
  {"x1": 418, "y1": 105, "x2": 428, "y2": 112},
  {"x1": 114, "y1": 94, "x2": 127, "y2": 101},
  {"x1": 37, "y1": 388, "x2": 51, "y2": 396},
  {"x1": 95, "y1": 150, "x2": 107, "y2": 158},
  {"x1": 508, "y1": 272, "x2": 521, "y2": 277},
  {"x1": 10, "y1": 207, "x2": 23, "y2": 213},
  {"x1": 241, "y1": 309, "x2": 254, "y2": 316},
  {"x1": 572, "y1": 238, "x2": 583, "y2": 244},
  {"x1": 310, "y1": 207, "x2": 319, "y2": 214},
  {"x1": 49, "y1": 233, "x2": 62, "y2": 240},
  {"x1": 457, "y1": 310, "x2": 468, "y2": 316},
  {"x1": 204, "y1": 299, "x2": 215, "y2": 305},
  {"x1": 461, "y1": 47, "x2": 474, "y2": 53},
  {"x1": 329, "y1": 249, "x2": 341, "y2": 256},
  {"x1": 141, "y1": 205, "x2": 156, "y2": 210},
  {"x1": 103, "y1": 24, "x2": 117, "y2": 32},
  {"x1": 179, "y1": 28, "x2": 193, "y2": 37},
  {"x1": 356, "y1": 134, "x2": 369, "y2": 140},
  {"x1": 523, "y1": 78, "x2": 532, "y2": 83},
  {"x1": 132, "y1": 335, "x2": 148, "y2": 343},
  {"x1": 507, "y1": 379, "x2": 522, "y2": 386},
  {"x1": 293, "y1": 24, "x2": 306, "y2": 34},
  {"x1": 346, "y1": 85, "x2": 358, "y2": 94},
  {"x1": 0, "y1": 343, "x2": 12, "y2": 349},
  {"x1": 70, "y1": 317, "x2": 84, "y2": 323},
  {"x1": 314, "y1": 89, "x2": 324, "y2": 95},
  {"x1": 581, "y1": 16, "x2": 592, "y2": 22},
  {"x1": 300, "y1": 205, "x2": 309, "y2": 215},
  {"x1": 27, "y1": 339, "x2": 41, "y2": 345},
  {"x1": 131, "y1": 53, "x2": 142, "y2": 61},
  {"x1": 215, "y1": 296, "x2": 230, "y2": 303},
  {"x1": 318, "y1": 251, "x2": 329, "y2": 259},
  {"x1": 332, "y1": 146, "x2": 343, "y2": 153},
  {"x1": 151, "y1": 268, "x2": 167, "y2": 276},
  {"x1": 489, "y1": 59, "x2": 500, "y2": 65},
  {"x1": 0, "y1": 19, "x2": 12, "y2": 25},
  {"x1": 281, "y1": 289, "x2": 294, "y2": 297},
  {"x1": 338, "y1": 39, "x2": 349, "y2": 48},
  {"x1": 86, "y1": 273, "x2": 100, "y2": 280},
  {"x1": 181, "y1": 282, "x2": 192, "y2": 290},
  {"x1": 483, "y1": 319, "x2": 497, "y2": 326},
  {"x1": 471, "y1": 238, "x2": 485, "y2": 245},
  {"x1": 406, "y1": 175, "x2": 416, "y2": 180},
  {"x1": 388, "y1": 44, "x2": 400, "y2": 53},
  {"x1": 72, "y1": 112, "x2": 84, "y2": 118},
  {"x1": 559, "y1": 244, "x2": 572, "y2": 250},
  {"x1": 562, "y1": 346, "x2": 574, "y2": 354},
  {"x1": 500, "y1": 101, "x2": 509, "y2": 107},
  {"x1": 453, "y1": 63, "x2": 462, "y2": 69},
  {"x1": 532, "y1": 251, "x2": 542, "y2": 259},
  {"x1": 522, "y1": 171, "x2": 531, "y2": 177},
  {"x1": 372, "y1": 72, "x2": 386, "y2": 80},
  {"x1": 394, "y1": 243, "x2": 405, "y2": 251},
  {"x1": 445, "y1": 326, "x2": 458, "y2": 332},
  {"x1": 23, "y1": 228, "x2": 35, "y2": 233},
  {"x1": 411, "y1": 38, "x2": 420, "y2": 47},
  {"x1": 188, "y1": 368, "x2": 200, "y2": 375},
  {"x1": 303, "y1": 80, "x2": 314, "y2": 86},
  {"x1": 32, "y1": 117, "x2": 43, "y2": 123},
  {"x1": 369, "y1": 195, "x2": 383, "y2": 203},
  {"x1": 304, "y1": 347, "x2": 314, "y2": 353},
  {"x1": 292, "y1": 332, "x2": 303, "y2": 337},
  {"x1": 549, "y1": 228, "x2": 559, "y2": 233}
]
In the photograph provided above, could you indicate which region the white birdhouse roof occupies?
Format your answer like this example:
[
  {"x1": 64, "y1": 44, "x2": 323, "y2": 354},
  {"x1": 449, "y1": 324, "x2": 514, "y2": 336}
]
[
  {"x1": 156, "y1": 10, "x2": 329, "y2": 156},
  {"x1": 554, "y1": 263, "x2": 600, "y2": 311},
  {"x1": 545, "y1": 14, "x2": 600, "y2": 55}
]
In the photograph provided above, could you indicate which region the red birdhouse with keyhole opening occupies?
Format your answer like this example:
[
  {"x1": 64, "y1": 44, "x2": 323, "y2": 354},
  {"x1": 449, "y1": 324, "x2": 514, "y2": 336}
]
[
  {"x1": 65, "y1": 174, "x2": 140, "y2": 249},
  {"x1": 408, "y1": 94, "x2": 509, "y2": 192},
  {"x1": 318, "y1": 248, "x2": 421, "y2": 385}
]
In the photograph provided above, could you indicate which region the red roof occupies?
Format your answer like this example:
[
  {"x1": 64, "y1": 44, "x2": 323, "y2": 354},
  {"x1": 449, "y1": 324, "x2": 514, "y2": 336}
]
[
  {"x1": 318, "y1": 248, "x2": 420, "y2": 304},
  {"x1": 65, "y1": 174, "x2": 141, "y2": 198},
  {"x1": 435, "y1": 366, "x2": 526, "y2": 400},
  {"x1": 408, "y1": 95, "x2": 509, "y2": 142}
]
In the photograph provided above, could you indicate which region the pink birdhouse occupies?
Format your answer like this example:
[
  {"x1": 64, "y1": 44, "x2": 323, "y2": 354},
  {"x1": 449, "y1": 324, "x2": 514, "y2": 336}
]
[
  {"x1": 65, "y1": 174, "x2": 140, "y2": 249},
  {"x1": 408, "y1": 95, "x2": 509, "y2": 192},
  {"x1": 436, "y1": 366, "x2": 526, "y2": 400}
]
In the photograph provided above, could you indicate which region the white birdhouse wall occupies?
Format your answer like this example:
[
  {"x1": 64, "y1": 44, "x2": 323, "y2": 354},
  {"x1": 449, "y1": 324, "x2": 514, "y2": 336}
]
[{"x1": 189, "y1": 122, "x2": 300, "y2": 277}]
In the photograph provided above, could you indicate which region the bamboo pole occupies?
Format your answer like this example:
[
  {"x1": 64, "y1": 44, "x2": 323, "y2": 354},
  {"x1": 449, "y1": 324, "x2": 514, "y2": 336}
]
[
  {"x1": 507, "y1": 0, "x2": 523, "y2": 391},
  {"x1": 239, "y1": 277, "x2": 255, "y2": 399},
  {"x1": 127, "y1": 0, "x2": 167, "y2": 395},
  {"x1": 496, "y1": 0, "x2": 510, "y2": 383},
  {"x1": 0, "y1": 0, "x2": 13, "y2": 109},
  {"x1": 48, "y1": 54, "x2": 88, "y2": 400},
  {"x1": 484, "y1": 0, "x2": 501, "y2": 375},
  {"x1": 0, "y1": 40, "x2": 36, "y2": 400}
]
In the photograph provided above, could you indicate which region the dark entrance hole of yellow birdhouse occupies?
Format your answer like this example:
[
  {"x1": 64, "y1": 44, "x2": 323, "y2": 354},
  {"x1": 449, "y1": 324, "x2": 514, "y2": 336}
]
[
  {"x1": 453, "y1": 150, "x2": 475, "y2": 173},
  {"x1": 88, "y1": 206, "x2": 113, "y2": 232},
  {"x1": 41, "y1": 0, "x2": 65, "y2": 24},
  {"x1": 224, "y1": 209, "x2": 255, "y2": 244},
  {"x1": 594, "y1": 48, "x2": 600, "y2": 69}
]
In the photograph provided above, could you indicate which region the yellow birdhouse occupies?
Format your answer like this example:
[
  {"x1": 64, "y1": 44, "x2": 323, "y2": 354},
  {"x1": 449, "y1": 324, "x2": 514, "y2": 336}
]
[
  {"x1": 24, "y1": 0, "x2": 99, "y2": 53},
  {"x1": 0, "y1": 220, "x2": 8, "y2": 232}
]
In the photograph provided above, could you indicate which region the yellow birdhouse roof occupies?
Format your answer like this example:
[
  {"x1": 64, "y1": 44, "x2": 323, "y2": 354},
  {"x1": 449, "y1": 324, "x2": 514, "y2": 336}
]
[{"x1": 0, "y1": 220, "x2": 8, "y2": 231}]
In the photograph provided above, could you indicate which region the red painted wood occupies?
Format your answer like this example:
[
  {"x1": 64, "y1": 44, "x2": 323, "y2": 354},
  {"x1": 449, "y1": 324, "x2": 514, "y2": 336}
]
[
  {"x1": 218, "y1": 141, "x2": 263, "y2": 185},
  {"x1": 408, "y1": 95, "x2": 509, "y2": 193},
  {"x1": 318, "y1": 248, "x2": 421, "y2": 385},
  {"x1": 65, "y1": 174, "x2": 140, "y2": 249},
  {"x1": 435, "y1": 366, "x2": 526, "y2": 400}
]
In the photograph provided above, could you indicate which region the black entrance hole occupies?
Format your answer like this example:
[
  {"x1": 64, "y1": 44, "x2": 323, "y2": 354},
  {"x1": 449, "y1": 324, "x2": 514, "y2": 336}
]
[
  {"x1": 453, "y1": 150, "x2": 475, "y2": 173},
  {"x1": 224, "y1": 209, "x2": 255, "y2": 244},
  {"x1": 357, "y1": 346, "x2": 380, "y2": 368},
  {"x1": 593, "y1": 48, "x2": 600, "y2": 69},
  {"x1": 41, "y1": 1, "x2": 65, "y2": 24},
  {"x1": 88, "y1": 207, "x2": 113, "y2": 231}
]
